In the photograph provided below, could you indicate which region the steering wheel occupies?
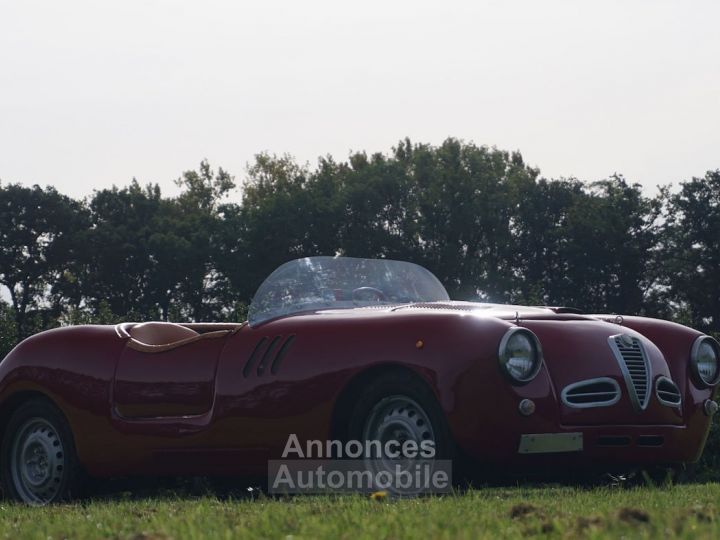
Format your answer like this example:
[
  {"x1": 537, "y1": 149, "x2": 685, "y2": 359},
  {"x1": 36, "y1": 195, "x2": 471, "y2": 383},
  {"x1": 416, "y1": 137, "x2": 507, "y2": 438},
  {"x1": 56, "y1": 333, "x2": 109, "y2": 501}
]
[{"x1": 352, "y1": 286, "x2": 388, "y2": 303}]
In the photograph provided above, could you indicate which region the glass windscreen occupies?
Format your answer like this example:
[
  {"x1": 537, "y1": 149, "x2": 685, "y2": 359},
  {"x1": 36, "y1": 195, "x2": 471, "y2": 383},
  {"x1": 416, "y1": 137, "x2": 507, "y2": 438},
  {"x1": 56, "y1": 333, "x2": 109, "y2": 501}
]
[{"x1": 248, "y1": 256, "x2": 449, "y2": 326}]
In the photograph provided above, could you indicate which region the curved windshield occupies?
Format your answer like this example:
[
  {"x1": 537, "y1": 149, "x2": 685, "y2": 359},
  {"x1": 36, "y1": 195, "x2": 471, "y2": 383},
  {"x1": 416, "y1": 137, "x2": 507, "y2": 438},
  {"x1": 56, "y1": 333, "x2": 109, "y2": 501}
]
[{"x1": 248, "y1": 256, "x2": 449, "y2": 326}]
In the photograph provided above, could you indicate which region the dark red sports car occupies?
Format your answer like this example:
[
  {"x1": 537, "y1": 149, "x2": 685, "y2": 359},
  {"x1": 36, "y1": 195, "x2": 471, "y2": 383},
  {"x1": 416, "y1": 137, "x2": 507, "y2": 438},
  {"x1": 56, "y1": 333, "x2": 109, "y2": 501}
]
[{"x1": 0, "y1": 256, "x2": 718, "y2": 503}]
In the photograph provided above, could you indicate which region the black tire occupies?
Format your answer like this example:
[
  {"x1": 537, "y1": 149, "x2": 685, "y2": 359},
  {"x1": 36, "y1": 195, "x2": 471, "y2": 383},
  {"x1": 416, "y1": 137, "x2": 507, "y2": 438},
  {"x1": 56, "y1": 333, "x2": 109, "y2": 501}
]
[
  {"x1": 1, "y1": 398, "x2": 82, "y2": 504},
  {"x1": 345, "y1": 372, "x2": 455, "y2": 493}
]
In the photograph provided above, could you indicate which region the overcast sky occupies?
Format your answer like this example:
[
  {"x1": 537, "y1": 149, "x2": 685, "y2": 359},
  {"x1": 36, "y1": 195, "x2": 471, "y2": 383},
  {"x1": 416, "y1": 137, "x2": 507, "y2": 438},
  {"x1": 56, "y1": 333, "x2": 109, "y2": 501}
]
[{"x1": 1, "y1": 0, "x2": 718, "y2": 199}]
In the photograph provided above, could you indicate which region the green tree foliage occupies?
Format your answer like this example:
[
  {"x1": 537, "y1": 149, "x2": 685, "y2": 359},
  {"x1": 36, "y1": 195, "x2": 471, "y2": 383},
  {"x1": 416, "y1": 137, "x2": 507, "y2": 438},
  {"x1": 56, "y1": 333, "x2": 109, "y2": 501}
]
[
  {"x1": 507, "y1": 177, "x2": 584, "y2": 305},
  {"x1": 0, "y1": 301, "x2": 17, "y2": 359},
  {"x1": 168, "y1": 160, "x2": 235, "y2": 321},
  {"x1": 216, "y1": 153, "x2": 343, "y2": 302},
  {"x1": 660, "y1": 171, "x2": 720, "y2": 332},
  {"x1": 336, "y1": 147, "x2": 418, "y2": 262},
  {"x1": 74, "y1": 161, "x2": 235, "y2": 323},
  {"x1": 0, "y1": 146, "x2": 718, "y2": 341},
  {"x1": 408, "y1": 139, "x2": 525, "y2": 299},
  {"x1": 0, "y1": 183, "x2": 88, "y2": 338},
  {"x1": 80, "y1": 180, "x2": 164, "y2": 319},
  {"x1": 555, "y1": 176, "x2": 659, "y2": 314}
]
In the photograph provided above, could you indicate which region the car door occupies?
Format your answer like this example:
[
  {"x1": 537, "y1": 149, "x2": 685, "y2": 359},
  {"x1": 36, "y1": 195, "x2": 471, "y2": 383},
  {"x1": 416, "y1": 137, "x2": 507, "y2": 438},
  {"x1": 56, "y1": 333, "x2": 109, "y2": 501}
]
[{"x1": 112, "y1": 335, "x2": 227, "y2": 419}]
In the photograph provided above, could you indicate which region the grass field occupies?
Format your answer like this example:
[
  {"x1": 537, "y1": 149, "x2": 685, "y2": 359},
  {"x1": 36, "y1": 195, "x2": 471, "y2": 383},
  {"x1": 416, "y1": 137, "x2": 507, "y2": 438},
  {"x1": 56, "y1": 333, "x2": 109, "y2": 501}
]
[{"x1": 0, "y1": 483, "x2": 719, "y2": 539}]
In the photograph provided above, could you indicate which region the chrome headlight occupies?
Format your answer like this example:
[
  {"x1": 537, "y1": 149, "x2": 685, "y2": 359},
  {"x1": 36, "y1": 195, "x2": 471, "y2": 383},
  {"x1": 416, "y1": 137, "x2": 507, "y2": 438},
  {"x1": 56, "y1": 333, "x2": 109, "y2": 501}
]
[
  {"x1": 498, "y1": 328, "x2": 543, "y2": 384},
  {"x1": 691, "y1": 336, "x2": 720, "y2": 387}
]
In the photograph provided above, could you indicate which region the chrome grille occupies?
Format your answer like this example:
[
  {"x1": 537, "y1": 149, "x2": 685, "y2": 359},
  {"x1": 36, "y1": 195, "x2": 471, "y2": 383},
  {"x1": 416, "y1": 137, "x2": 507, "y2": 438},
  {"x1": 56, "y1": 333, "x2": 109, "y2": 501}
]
[
  {"x1": 609, "y1": 334, "x2": 651, "y2": 411},
  {"x1": 655, "y1": 376, "x2": 682, "y2": 407},
  {"x1": 561, "y1": 378, "x2": 621, "y2": 408}
]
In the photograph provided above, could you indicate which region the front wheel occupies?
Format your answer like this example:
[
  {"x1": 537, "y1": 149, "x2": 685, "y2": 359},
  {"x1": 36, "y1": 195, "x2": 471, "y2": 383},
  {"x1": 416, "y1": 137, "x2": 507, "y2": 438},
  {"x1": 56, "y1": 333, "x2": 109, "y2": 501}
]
[
  {"x1": 1, "y1": 399, "x2": 82, "y2": 504},
  {"x1": 346, "y1": 372, "x2": 454, "y2": 494}
]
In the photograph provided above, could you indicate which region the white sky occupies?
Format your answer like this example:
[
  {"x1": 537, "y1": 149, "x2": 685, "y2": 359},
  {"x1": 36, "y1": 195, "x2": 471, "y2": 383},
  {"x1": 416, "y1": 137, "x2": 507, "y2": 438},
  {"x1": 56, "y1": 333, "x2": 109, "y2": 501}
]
[{"x1": 1, "y1": 0, "x2": 718, "y2": 199}]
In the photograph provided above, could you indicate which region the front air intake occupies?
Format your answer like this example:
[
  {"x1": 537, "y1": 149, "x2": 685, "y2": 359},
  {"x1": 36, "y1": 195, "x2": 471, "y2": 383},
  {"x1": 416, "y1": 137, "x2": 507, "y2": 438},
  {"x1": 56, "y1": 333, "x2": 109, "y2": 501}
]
[
  {"x1": 655, "y1": 376, "x2": 682, "y2": 408},
  {"x1": 609, "y1": 334, "x2": 651, "y2": 412},
  {"x1": 561, "y1": 378, "x2": 621, "y2": 408}
]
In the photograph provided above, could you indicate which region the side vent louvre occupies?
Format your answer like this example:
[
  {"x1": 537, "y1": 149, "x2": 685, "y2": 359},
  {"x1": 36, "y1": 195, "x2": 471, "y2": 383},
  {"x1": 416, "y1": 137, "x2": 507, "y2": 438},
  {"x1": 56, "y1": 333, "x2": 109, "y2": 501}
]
[
  {"x1": 655, "y1": 376, "x2": 682, "y2": 408},
  {"x1": 256, "y1": 336, "x2": 282, "y2": 376},
  {"x1": 609, "y1": 334, "x2": 652, "y2": 412},
  {"x1": 243, "y1": 337, "x2": 268, "y2": 377},
  {"x1": 561, "y1": 378, "x2": 621, "y2": 408},
  {"x1": 243, "y1": 335, "x2": 296, "y2": 377},
  {"x1": 271, "y1": 335, "x2": 296, "y2": 375}
]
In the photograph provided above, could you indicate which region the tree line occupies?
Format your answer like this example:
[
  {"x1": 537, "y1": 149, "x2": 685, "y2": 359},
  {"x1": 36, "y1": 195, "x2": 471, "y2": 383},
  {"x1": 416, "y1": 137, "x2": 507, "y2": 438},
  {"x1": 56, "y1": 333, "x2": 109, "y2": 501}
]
[{"x1": 1, "y1": 138, "x2": 719, "y2": 358}]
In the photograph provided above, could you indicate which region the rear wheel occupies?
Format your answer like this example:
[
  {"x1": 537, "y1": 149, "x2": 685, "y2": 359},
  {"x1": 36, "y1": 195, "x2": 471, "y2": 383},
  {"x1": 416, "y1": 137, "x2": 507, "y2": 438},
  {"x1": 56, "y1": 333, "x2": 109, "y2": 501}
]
[{"x1": 1, "y1": 399, "x2": 82, "y2": 504}]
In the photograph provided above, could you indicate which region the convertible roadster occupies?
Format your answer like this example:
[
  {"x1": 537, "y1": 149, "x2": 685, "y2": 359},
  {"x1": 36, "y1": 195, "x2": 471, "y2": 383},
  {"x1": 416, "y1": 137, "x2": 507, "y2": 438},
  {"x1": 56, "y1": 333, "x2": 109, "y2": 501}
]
[{"x1": 0, "y1": 256, "x2": 718, "y2": 503}]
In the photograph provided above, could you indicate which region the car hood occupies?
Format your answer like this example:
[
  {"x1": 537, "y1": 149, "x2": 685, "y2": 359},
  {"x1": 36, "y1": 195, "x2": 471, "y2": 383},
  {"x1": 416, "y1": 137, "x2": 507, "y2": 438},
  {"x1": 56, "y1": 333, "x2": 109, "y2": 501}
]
[
  {"x1": 320, "y1": 301, "x2": 582, "y2": 320},
  {"x1": 388, "y1": 301, "x2": 570, "y2": 319},
  {"x1": 520, "y1": 318, "x2": 684, "y2": 426},
  {"x1": 320, "y1": 301, "x2": 685, "y2": 426}
]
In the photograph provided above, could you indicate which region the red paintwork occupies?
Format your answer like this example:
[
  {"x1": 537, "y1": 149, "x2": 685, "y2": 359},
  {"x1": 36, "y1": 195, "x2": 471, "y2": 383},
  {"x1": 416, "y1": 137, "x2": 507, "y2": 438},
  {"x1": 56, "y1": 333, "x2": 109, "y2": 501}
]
[{"x1": 0, "y1": 304, "x2": 714, "y2": 478}]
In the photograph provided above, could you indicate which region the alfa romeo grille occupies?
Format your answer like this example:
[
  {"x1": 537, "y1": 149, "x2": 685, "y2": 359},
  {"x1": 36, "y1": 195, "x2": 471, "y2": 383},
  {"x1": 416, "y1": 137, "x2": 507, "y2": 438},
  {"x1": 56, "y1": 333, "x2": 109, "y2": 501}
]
[
  {"x1": 608, "y1": 334, "x2": 651, "y2": 412},
  {"x1": 561, "y1": 378, "x2": 621, "y2": 408},
  {"x1": 655, "y1": 376, "x2": 682, "y2": 407}
]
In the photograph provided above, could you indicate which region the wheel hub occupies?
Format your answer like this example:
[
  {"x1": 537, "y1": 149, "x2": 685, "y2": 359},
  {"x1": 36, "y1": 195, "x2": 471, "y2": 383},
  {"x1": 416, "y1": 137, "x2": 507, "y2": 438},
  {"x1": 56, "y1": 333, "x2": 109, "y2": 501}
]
[
  {"x1": 23, "y1": 437, "x2": 52, "y2": 485},
  {"x1": 362, "y1": 396, "x2": 437, "y2": 475}
]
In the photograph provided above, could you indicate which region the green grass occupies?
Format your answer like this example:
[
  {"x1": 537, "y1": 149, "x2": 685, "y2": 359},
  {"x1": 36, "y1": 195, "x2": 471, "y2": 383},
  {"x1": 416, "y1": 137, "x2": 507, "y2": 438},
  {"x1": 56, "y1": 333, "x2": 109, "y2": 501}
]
[{"x1": 1, "y1": 483, "x2": 719, "y2": 539}]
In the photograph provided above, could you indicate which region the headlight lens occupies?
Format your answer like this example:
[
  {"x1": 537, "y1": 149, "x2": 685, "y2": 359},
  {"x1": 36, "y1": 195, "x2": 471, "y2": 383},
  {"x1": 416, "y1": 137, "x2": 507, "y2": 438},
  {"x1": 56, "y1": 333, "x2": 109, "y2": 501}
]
[
  {"x1": 691, "y1": 336, "x2": 720, "y2": 387},
  {"x1": 498, "y1": 328, "x2": 543, "y2": 384}
]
